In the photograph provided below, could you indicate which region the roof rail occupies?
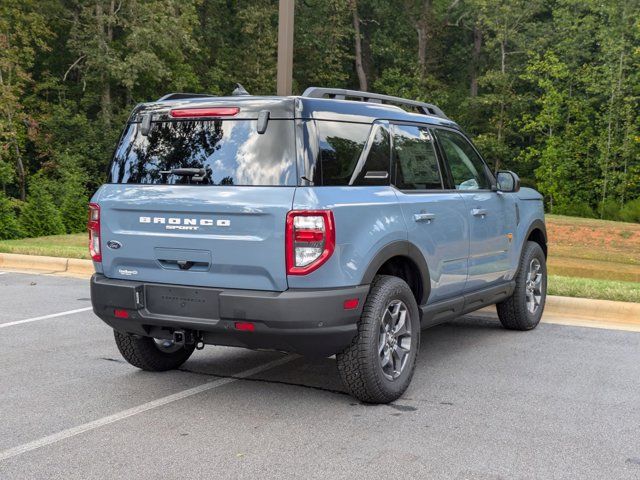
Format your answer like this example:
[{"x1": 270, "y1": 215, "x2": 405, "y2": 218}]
[
  {"x1": 157, "y1": 93, "x2": 215, "y2": 102},
  {"x1": 301, "y1": 87, "x2": 448, "y2": 119}
]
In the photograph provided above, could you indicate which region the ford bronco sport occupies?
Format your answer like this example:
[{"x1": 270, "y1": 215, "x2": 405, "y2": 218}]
[{"x1": 90, "y1": 87, "x2": 547, "y2": 403}]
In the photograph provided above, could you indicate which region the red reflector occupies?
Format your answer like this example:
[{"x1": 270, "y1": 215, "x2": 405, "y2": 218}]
[
  {"x1": 294, "y1": 230, "x2": 324, "y2": 242},
  {"x1": 114, "y1": 309, "x2": 129, "y2": 319},
  {"x1": 343, "y1": 298, "x2": 359, "y2": 310},
  {"x1": 234, "y1": 322, "x2": 255, "y2": 332},
  {"x1": 170, "y1": 107, "x2": 239, "y2": 118}
]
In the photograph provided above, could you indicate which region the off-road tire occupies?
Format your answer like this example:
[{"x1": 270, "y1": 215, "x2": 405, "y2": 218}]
[
  {"x1": 114, "y1": 331, "x2": 196, "y2": 371},
  {"x1": 336, "y1": 275, "x2": 420, "y2": 404},
  {"x1": 497, "y1": 241, "x2": 547, "y2": 331}
]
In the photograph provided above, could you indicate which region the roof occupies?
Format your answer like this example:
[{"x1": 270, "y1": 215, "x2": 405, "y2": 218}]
[{"x1": 129, "y1": 93, "x2": 459, "y2": 129}]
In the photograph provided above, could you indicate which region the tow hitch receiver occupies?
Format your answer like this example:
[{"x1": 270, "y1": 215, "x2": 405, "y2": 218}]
[{"x1": 172, "y1": 330, "x2": 195, "y2": 346}]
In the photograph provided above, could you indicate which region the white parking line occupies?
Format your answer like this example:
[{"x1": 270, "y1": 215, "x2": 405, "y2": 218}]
[
  {"x1": 0, "y1": 271, "x2": 8, "y2": 275},
  {"x1": 0, "y1": 354, "x2": 295, "y2": 462},
  {"x1": 0, "y1": 307, "x2": 93, "y2": 329}
]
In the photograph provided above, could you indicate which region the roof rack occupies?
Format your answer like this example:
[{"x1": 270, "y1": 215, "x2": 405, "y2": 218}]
[
  {"x1": 157, "y1": 93, "x2": 215, "y2": 102},
  {"x1": 302, "y1": 87, "x2": 448, "y2": 119}
]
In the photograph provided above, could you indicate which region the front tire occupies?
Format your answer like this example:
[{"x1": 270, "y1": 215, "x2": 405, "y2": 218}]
[
  {"x1": 336, "y1": 275, "x2": 420, "y2": 404},
  {"x1": 114, "y1": 331, "x2": 196, "y2": 371},
  {"x1": 497, "y1": 241, "x2": 547, "y2": 330}
]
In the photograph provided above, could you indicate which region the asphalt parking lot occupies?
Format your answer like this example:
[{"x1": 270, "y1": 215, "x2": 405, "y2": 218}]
[{"x1": 1, "y1": 271, "x2": 639, "y2": 479}]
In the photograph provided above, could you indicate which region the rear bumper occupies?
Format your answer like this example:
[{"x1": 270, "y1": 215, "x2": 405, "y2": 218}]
[{"x1": 90, "y1": 274, "x2": 368, "y2": 357}]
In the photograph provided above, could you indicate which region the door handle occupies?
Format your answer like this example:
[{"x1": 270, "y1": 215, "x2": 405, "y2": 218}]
[
  {"x1": 414, "y1": 212, "x2": 436, "y2": 223},
  {"x1": 472, "y1": 208, "x2": 488, "y2": 217}
]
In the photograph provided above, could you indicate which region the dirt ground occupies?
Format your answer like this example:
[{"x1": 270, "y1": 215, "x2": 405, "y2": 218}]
[{"x1": 546, "y1": 215, "x2": 640, "y2": 281}]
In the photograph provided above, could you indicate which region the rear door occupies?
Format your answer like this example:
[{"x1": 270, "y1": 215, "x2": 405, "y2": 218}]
[
  {"x1": 96, "y1": 106, "x2": 297, "y2": 291},
  {"x1": 391, "y1": 123, "x2": 469, "y2": 303},
  {"x1": 434, "y1": 128, "x2": 514, "y2": 290}
]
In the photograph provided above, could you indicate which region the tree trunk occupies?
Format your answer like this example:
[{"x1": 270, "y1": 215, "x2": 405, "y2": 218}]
[
  {"x1": 416, "y1": 0, "x2": 432, "y2": 74},
  {"x1": 494, "y1": 36, "x2": 507, "y2": 173},
  {"x1": 470, "y1": 23, "x2": 482, "y2": 97},
  {"x1": 600, "y1": 49, "x2": 625, "y2": 217},
  {"x1": 5, "y1": 110, "x2": 26, "y2": 201},
  {"x1": 14, "y1": 141, "x2": 26, "y2": 202},
  {"x1": 97, "y1": 0, "x2": 114, "y2": 128},
  {"x1": 350, "y1": 0, "x2": 367, "y2": 91}
]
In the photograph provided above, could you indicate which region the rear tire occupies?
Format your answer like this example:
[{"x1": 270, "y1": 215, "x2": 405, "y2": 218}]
[
  {"x1": 114, "y1": 331, "x2": 196, "y2": 371},
  {"x1": 336, "y1": 275, "x2": 420, "y2": 404},
  {"x1": 497, "y1": 241, "x2": 547, "y2": 331}
]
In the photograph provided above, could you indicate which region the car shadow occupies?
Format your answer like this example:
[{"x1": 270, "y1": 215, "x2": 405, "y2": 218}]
[{"x1": 172, "y1": 314, "x2": 507, "y2": 402}]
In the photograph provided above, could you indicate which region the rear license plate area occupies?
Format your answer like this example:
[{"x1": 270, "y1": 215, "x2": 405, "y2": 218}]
[{"x1": 145, "y1": 285, "x2": 219, "y2": 320}]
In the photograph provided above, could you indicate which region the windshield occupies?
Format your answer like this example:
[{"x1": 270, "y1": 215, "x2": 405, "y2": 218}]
[{"x1": 108, "y1": 119, "x2": 296, "y2": 186}]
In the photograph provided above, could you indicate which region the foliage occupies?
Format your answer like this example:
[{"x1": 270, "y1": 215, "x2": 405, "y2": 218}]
[
  {"x1": 59, "y1": 166, "x2": 90, "y2": 234},
  {"x1": 0, "y1": 191, "x2": 23, "y2": 239},
  {"x1": 18, "y1": 176, "x2": 66, "y2": 237},
  {"x1": 551, "y1": 201, "x2": 595, "y2": 219},
  {"x1": 619, "y1": 198, "x2": 640, "y2": 224},
  {"x1": 0, "y1": 0, "x2": 638, "y2": 235}
]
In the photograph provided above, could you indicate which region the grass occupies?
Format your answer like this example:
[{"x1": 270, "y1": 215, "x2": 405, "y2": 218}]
[
  {"x1": 0, "y1": 233, "x2": 89, "y2": 259},
  {"x1": 1, "y1": 214, "x2": 638, "y2": 302},
  {"x1": 548, "y1": 275, "x2": 640, "y2": 303}
]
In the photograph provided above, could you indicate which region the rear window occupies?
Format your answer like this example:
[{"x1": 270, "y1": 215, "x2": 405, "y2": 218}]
[{"x1": 108, "y1": 119, "x2": 296, "y2": 186}]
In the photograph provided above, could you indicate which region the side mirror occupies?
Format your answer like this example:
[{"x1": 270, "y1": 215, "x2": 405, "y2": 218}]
[{"x1": 496, "y1": 170, "x2": 520, "y2": 193}]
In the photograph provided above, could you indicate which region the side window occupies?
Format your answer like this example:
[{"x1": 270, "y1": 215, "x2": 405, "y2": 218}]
[
  {"x1": 392, "y1": 124, "x2": 443, "y2": 190},
  {"x1": 435, "y1": 129, "x2": 490, "y2": 190},
  {"x1": 351, "y1": 125, "x2": 391, "y2": 186},
  {"x1": 317, "y1": 121, "x2": 370, "y2": 186}
]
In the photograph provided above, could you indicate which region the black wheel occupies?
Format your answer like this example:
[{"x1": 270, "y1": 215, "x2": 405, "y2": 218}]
[
  {"x1": 336, "y1": 275, "x2": 420, "y2": 404},
  {"x1": 114, "y1": 331, "x2": 196, "y2": 371},
  {"x1": 497, "y1": 241, "x2": 547, "y2": 330}
]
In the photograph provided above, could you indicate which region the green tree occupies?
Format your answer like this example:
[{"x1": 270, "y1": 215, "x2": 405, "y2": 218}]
[
  {"x1": 19, "y1": 176, "x2": 66, "y2": 237},
  {"x1": 0, "y1": 191, "x2": 23, "y2": 239},
  {"x1": 59, "y1": 166, "x2": 89, "y2": 234},
  {"x1": 0, "y1": 0, "x2": 52, "y2": 200}
]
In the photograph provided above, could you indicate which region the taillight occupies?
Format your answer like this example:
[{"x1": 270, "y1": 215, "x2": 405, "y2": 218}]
[
  {"x1": 286, "y1": 210, "x2": 335, "y2": 275},
  {"x1": 169, "y1": 107, "x2": 239, "y2": 118},
  {"x1": 88, "y1": 203, "x2": 101, "y2": 262}
]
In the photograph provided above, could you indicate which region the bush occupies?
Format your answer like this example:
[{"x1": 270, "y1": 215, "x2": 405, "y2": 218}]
[
  {"x1": 60, "y1": 170, "x2": 89, "y2": 234},
  {"x1": 19, "y1": 177, "x2": 66, "y2": 237},
  {"x1": 599, "y1": 198, "x2": 621, "y2": 221},
  {"x1": 551, "y1": 201, "x2": 595, "y2": 218},
  {"x1": 0, "y1": 192, "x2": 23, "y2": 240},
  {"x1": 619, "y1": 198, "x2": 640, "y2": 223}
]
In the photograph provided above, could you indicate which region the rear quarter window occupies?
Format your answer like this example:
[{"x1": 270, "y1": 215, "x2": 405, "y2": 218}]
[
  {"x1": 315, "y1": 121, "x2": 371, "y2": 186},
  {"x1": 108, "y1": 119, "x2": 296, "y2": 186},
  {"x1": 314, "y1": 120, "x2": 390, "y2": 186}
]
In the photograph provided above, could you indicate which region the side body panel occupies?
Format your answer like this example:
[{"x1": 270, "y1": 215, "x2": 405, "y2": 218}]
[
  {"x1": 461, "y1": 191, "x2": 517, "y2": 290},
  {"x1": 511, "y1": 187, "x2": 546, "y2": 273},
  {"x1": 394, "y1": 190, "x2": 469, "y2": 303},
  {"x1": 288, "y1": 186, "x2": 406, "y2": 289}
]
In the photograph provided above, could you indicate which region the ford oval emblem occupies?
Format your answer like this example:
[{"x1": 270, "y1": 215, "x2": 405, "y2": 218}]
[{"x1": 107, "y1": 240, "x2": 122, "y2": 250}]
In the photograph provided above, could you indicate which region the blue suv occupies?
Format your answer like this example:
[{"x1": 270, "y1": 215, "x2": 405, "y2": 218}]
[{"x1": 89, "y1": 87, "x2": 548, "y2": 403}]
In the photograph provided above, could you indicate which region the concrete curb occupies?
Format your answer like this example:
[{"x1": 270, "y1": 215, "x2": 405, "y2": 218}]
[
  {"x1": 1, "y1": 252, "x2": 638, "y2": 327},
  {"x1": 545, "y1": 295, "x2": 640, "y2": 324},
  {"x1": 0, "y1": 253, "x2": 94, "y2": 277}
]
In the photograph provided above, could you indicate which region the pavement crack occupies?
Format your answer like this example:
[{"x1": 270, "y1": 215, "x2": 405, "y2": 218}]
[
  {"x1": 100, "y1": 356, "x2": 125, "y2": 363},
  {"x1": 178, "y1": 367, "x2": 350, "y2": 397},
  {"x1": 388, "y1": 403, "x2": 417, "y2": 412}
]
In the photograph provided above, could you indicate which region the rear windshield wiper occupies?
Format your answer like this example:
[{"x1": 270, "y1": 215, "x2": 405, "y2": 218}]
[{"x1": 160, "y1": 168, "x2": 207, "y2": 183}]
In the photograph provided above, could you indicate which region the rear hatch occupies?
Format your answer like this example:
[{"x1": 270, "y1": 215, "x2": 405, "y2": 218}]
[{"x1": 94, "y1": 97, "x2": 298, "y2": 291}]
